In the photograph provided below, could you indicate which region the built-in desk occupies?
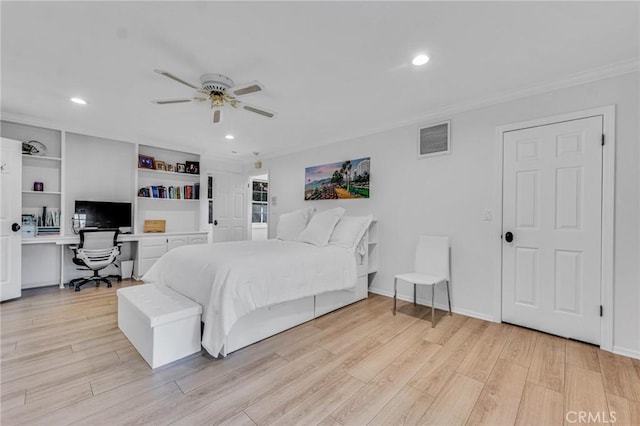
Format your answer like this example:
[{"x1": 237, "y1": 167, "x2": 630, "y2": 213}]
[{"x1": 21, "y1": 231, "x2": 209, "y2": 288}]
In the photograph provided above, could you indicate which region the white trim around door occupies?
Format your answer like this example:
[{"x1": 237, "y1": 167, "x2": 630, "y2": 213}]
[{"x1": 492, "y1": 105, "x2": 615, "y2": 352}]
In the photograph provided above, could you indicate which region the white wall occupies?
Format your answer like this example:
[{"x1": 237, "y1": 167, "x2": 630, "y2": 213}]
[
  {"x1": 262, "y1": 72, "x2": 639, "y2": 356},
  {"x1": 65, "y1": 132, "x2": 136, "y2": 233}
]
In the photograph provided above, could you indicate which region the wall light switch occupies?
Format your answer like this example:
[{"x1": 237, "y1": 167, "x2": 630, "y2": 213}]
[
  {"x1": 482, "y1": 209, "x2": 493, "y2": 221},
  {"x1": 271, "y1": 196, "x2": 277, "y2": 206}
]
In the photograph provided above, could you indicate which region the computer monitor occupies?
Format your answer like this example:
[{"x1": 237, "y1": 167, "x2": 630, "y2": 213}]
[{"x1": 74, "y1": 201, "x2": 132, "y2": 232}]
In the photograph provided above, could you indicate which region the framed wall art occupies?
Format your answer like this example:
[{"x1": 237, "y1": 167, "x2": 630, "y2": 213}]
[{"x1": 305, "y1": 157, "x2": 370, "y2": 200}]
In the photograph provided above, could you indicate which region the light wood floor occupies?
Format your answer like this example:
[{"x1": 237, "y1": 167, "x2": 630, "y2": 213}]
[{"x1": 1, "y1": 281, "x2": 639, "y2": 426}]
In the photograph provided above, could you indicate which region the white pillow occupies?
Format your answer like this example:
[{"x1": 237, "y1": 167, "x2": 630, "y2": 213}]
[
  {"x1": 276, "y1": 208, "x2": 314, "y2": 241},
  {"x1": 299, "y1": 207, "x2": 346, "y2": 246},
  {"x1": 329, "y1": 215, "x2": 373, "y2": 249}
]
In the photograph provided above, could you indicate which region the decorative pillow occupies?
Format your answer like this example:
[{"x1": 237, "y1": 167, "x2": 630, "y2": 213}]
[
  {"x1": 299, "y1": 207, "x2": 346, "y2": 246},
  {"x1": 276, "y1": 208, "x2": 314, "y2": 241},
  {"x1": 329, "y1": 215, "x2": 373, "y2": 249}
]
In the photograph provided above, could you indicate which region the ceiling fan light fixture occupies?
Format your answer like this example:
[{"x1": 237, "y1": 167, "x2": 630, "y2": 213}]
[
  {"x1": 70, "y1": 97, "x2": 87, "y2": 105},
  {"x1": 412, "y1": 54, "x2": 430, "y2": 66},
  {"x1": 152, "y1": 69, "x2": 276, "y2": 124}
]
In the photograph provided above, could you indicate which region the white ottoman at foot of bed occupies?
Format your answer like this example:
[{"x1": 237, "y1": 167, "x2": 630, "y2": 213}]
[{"x1": 117, "y1": 284, "x2": 202, "y2": 369}]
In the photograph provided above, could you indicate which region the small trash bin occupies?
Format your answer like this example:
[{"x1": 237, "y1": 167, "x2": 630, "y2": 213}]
[{"x1": 121, "y1": 260, "x2": 134, "y2": 279}]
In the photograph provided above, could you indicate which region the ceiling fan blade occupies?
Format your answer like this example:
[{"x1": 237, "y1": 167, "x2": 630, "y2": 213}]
[
  {"x1": 153, "y1": 69, "x2": 199, "y2": 90},
  {"x1": 230, "y1": 81, "x2": 263, "y2": 96},
  {"x1": 212, "y1": 109, "x2": 222, "y2": 123},
  {"x1": 239, "y1": 102, "x2": 276, "y2": 119},
  {"x1": 152, "y1": 98, "x2": 193, "y2": 104}
]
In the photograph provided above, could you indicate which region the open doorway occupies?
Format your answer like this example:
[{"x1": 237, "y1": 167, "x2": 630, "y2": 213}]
[{"x1": 248, "y1": 173, "x2": 269, "y2": 241}]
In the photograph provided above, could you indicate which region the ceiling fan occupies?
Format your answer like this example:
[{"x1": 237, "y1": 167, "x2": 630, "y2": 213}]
[{"x1": 151, "y1": 69, "x2": 276, "y2": 124}]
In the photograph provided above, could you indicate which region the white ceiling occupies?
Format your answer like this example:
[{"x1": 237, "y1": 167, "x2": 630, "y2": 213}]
[{"x1": 2, "y1": 1, "x2": 638, "y2": 160}]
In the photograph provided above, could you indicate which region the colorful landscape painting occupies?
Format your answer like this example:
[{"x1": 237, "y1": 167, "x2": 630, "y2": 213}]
[{"x1": 305, "y1": 157, "x2": 370, "y2": 200}]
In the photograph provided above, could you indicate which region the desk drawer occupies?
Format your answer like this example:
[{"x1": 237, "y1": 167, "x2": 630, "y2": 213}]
[
  {"x1": 140, "y1": 237, "x2": 167, "y2": 248},
  {"x1": 142, "y1": 245, "x2": 167, "y2": 259}
]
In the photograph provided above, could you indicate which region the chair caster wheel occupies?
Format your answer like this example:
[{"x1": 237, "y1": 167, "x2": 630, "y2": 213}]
[
  {"x1": 74, "y1": 286, "x2": 80, "y2": 292},
  {"x1": 107, "y1": 283, "x2": 112, "y2": 288}
]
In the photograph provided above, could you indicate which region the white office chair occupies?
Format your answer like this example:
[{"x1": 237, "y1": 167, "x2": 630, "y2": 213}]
[
  {"x1": 393, "y1": 235, "x2": 452, "y2": 327},
  {"x1": 69, "y1": 229, "x2": 122, "y2": 292}
]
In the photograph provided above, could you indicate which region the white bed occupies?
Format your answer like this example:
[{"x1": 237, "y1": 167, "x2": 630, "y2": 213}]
[{"x1": 142, "y1": 234, "x2": 370, "y2": 357}]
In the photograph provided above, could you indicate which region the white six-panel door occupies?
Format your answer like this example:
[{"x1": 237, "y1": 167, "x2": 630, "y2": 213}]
[
  {"x1": 211, "y1": 172, "x2": 247, "y2": 243},
  {"x1": 502, "y1": 116, "x2": 603, "y2": 344},
  {"x1": 0, "y1": 138, "x2": 22, "y2": 301}
]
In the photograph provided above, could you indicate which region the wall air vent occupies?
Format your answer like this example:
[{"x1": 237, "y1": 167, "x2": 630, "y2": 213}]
[{"x1": 418, "y1": 120, "x2": 451, "y2": 159}]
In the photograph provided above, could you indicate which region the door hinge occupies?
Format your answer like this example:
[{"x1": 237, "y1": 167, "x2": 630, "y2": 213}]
[
  {"x1": 600, "y1": 305, "x2": 603, "y2": 317},
  {"x1": 601, "y1": 134, "x2": 605, "y2": 146}
]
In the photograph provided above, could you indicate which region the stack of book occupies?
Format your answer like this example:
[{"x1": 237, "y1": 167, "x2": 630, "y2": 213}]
[{"x1": 138, "y1": 183, "x2": 199, "y2": 200}]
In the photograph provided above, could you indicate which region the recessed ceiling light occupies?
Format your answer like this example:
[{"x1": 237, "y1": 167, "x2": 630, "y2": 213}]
[
  {"x1": 412, "y1": 54, "x2": 430, "y2": 66},
  {"x1": 70, "y1": 97, "x2": 87, "y2": 105},
  {"x1": 225, "y1": 134, "x2": 235, "y2": 140}
]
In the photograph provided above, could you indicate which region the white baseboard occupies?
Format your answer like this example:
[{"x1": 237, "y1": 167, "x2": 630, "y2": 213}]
[
  {"x1": 368, "y1": 286, "x2": 496, "y2": 323},
  {"x1": 613, "y1": 346, "x2": 640, "y2": 360}
]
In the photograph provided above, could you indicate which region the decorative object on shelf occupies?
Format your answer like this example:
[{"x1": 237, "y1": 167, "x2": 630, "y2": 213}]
[
  {"x1": 177, "y1": 163, "x2": 186, "y2": 173},
  {"x1": 144, "y1": 219, "x2": 166, "y2": 233},
  {"x1": 138, "y1": 154, "x2": 155, "y2": 169},
  {"x1": 33, "y1": 181, "x2": 44, "y2": 191},
  {"x1": 185, "y1": 161, "x2": 199, "y2": 174},
  {"x1": 155, "y1": 160, "x2": 166, "y2": 171},
  {"x1": 418, "y1": 120, "x2": 451, "y2": 159},
  {"x1": 167, "y1": 164, "x2": 175, "y2": 172},
  {"x1": 21, "y1": 214, "x2": 36, "y2": 238},
  {"x1": 304, "y1": 157, "x2": 370, "y2": 200},
  {"x1": 22, "y1": 140, "x2": 47, "y2": 156}
]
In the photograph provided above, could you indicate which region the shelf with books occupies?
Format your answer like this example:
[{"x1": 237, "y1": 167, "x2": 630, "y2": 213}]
[
  {"x1": 137, "y1": 197, "x2": 200, "y2": 201},
  {"x1": 135, "y1": 144, "x2": 202, "y2": 234},
  {"x1": 137, "y1": 183, "x2": 200, "y2": 200}
]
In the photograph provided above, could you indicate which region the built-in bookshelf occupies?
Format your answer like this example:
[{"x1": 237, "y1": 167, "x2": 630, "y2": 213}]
[
  {"x1": 1, "y1": 120, "x2": 64, "y2": 237},
  {"x1": 135, "y1": 144, "x2": 202, "y2": 233}
]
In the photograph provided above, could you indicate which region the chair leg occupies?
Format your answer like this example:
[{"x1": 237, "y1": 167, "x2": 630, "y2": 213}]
[
  {"x1": 413, "y1": 283, "x2": 416, "y2": 306},
  {"x1": 393, "y1": 277, "x2": 397, "y2": 316},
  {"x1": 446, "y1": 280, "x2": 452, "y2": 316},
  {"x1": 431, "y1": 284, "x2": 435, "y2": 328}
]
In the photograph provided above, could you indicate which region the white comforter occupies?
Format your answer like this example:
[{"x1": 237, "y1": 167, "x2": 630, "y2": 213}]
[{"x1": 142, "y1": 239, "x2": 357, "y2": 356}]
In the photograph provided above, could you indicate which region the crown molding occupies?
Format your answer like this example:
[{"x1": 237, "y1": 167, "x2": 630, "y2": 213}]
[{"x1": 262, "y1": 58, "x2": 639, "y2": 161}]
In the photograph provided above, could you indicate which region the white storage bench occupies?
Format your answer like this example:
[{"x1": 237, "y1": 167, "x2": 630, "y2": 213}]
[{"x1": 117, "y1": 284, "x2": 202, "y2": 368}]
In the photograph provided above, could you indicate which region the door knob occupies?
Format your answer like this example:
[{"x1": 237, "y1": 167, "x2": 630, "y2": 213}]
[
  {"x1": 504, "y1": 231, "x2": 514, "y2": 243},
  {"x1": 213, "y1": 220, "x2": 218, "y2": 226},
  {"x1": 11, "y1": 223, "x2": 21, "y2": 232}
]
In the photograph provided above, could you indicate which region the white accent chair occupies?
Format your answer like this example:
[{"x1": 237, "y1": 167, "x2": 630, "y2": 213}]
[{"x1": 393, "y1": 235, "x2": 452, "y2": 327}]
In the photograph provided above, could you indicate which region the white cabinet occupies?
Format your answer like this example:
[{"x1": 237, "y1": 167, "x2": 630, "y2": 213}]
[
  {"x1": 138, "y1": 236, "x2": 167, "y2": 278},
  {"x1": 188, "y1": 235, "x2": 207, "y2": 245},
  {"x1": 168, "y1": 236, "x2": 188, "y2": 251},
  {"x1": 135, "y1": 233, "x2": 208, "y2": 278}
]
